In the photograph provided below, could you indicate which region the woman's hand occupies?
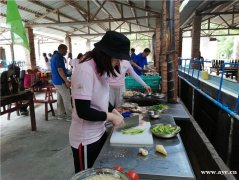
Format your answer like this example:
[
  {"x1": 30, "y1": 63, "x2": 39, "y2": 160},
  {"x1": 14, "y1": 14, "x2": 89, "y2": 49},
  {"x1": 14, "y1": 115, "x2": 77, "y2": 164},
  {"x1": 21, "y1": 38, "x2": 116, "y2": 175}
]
[
  {"x1": 112, "y1": 109, "x2": 123, "y2": 118},
  {"x1": 145, "y1": 85, "x2": 151, "y2": 93},
  {"x1": 107, "y1": 113, "x2": 124, "y2": 128}
]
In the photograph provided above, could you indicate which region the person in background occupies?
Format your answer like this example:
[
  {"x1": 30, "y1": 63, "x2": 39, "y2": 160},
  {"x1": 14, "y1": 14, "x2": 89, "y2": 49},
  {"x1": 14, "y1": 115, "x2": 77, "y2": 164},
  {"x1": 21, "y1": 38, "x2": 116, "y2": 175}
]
[
  {"x1": 48, "y1": 53, "x2": 53, "y2": 60},
  {"x1": 53, "y1": 50, "x2": 58, "y2": 55},
  {"x1": 195, "y1": 51, "x2": 204, "y2": 70},
  {"x1": 43, "y1": 53, "x2": 51, "y2": 71},
  {"x1": 69, "y1": 31, "x2": 128, "y2": 173},
  {"x1": 51, "y1": 44, "x2": 72, "y2": 121},
  {"x1": 109, "y1": 60, "x2": 151, "y2": 107},
  {"x1": 130, "y1": 48, "x2": 136, "y2": 60},
  {"x1": 66, "y1": 52, "x2": 72, "y2": 70},
  {"x1": 130, "y1": 48, "x2": 142, "y2": 72},
  {"x1": 69, "y1": 53, "x2": 84, "y2": 72},
  {"x1": 132, "y1": 48, "x2": 155, "y2": 76},
  {"x1": 8, "y1": 63, "x2": 29, "y2": 115}
]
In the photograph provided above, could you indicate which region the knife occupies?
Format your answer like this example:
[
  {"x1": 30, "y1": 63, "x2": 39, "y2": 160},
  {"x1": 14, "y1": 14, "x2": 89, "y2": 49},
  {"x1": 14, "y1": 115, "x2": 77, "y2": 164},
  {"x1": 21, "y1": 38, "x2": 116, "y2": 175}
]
[{"x1": 119, "y1": 115, "x2": 139, "y2": 130}]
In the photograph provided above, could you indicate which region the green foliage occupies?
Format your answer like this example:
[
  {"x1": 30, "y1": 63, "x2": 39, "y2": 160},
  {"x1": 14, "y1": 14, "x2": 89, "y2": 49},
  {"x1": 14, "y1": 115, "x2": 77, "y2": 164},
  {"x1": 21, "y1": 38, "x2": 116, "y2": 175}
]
[
  {"x1": 127, "y1": 34, "x2": 152, "y2": 49},
  {"x1": 216, "y1": 36, "x2": 234, "y2": 59},
  {"x1": 126, "y1": 34, "x2": 153, "y2": 61}
]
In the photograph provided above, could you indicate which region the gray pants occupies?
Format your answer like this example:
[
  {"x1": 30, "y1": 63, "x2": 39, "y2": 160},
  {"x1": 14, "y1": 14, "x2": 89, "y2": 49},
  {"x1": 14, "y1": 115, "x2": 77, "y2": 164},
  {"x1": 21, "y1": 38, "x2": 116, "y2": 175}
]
[{"x1": 54, "y1": 84, "x2": 72, "y2": 116}]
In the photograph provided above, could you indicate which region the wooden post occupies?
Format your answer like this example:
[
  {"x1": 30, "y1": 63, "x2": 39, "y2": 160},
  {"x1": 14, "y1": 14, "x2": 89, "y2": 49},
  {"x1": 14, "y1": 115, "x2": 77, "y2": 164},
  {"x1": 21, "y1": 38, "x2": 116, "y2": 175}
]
[{"x1": 26, "y1": 27, "x2": 36, "y2": 69}]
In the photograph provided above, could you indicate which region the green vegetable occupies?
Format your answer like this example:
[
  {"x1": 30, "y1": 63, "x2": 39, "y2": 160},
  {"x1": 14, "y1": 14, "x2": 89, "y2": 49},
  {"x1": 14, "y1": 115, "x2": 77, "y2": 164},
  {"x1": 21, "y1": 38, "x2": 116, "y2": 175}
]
[
  {"x1": 151, "y1": 124, "x2": 180, "y2": 135},
  {"x1": 150, "y1": 104, "x2": 168, "y2": 111},
  {"x1": 121, "y1": 128, "x2": 145, "y2": 135}
]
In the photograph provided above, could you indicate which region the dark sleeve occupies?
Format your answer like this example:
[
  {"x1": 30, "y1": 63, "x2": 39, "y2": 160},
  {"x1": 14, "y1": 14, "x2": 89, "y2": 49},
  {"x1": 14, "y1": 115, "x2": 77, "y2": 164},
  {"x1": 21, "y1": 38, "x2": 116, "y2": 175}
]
[
  {"x1": 75, "y1": 99, "x2": 107, "y2": 121},
  {"x1": 108, "y1": 102, "x2": 114, "y2": 112}
]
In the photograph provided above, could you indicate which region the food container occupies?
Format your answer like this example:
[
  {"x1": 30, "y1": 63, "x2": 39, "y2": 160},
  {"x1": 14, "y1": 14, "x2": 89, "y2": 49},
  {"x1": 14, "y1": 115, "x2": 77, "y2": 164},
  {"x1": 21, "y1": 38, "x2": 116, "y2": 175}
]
[
  {"x1": 201, "y1": 70, "x2": 209, "y2": 80},
  {"x1": 121, "y1": 103, "x2": 138, "y2": 109},
  {"x1": 147, "y1": 110, "x2": 154, "y2": 116},
  {"x1": 150, "y1": 123, "x2": 181, "y2": 138},
  {"x1": 122, "y1": 111, "x2": 132, "y2": 118},
  {"x1": 70, "y1": 167, "x2": 139, "y2": 180},
  {"x1": 148, "y1": 110, "x2": 160, "y2": 119}
]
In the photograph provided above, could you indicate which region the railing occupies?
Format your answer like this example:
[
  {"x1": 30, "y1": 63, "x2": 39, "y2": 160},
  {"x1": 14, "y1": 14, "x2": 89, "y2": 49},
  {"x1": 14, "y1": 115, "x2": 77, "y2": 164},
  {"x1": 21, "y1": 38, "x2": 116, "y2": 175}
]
[
  {"x1": 178, "y1": 58, "x2": 211, "y2": 86},
  {"x1": 178, "y1": 58, "x2": 239, "y2": 120}
]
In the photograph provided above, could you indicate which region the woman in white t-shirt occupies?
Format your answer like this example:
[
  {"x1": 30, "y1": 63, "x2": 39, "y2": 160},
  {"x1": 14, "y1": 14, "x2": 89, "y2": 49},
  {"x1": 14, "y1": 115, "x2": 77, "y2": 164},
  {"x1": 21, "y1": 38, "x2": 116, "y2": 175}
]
[
  {"x1": 70, "y1": 31, "x2": 130, "y2": 173},
  {"x1": 66, "y1": 52, "x2": 72, "y2": 70},
  {"x1": 43, "y1": 53, "x2": 51, "y2": 71},
  {"x1": 109, "y1": 60, "x2": 151, "y2": 107},
  {"x1": 69, "y1": 53, "x2": 83, "y2": 72}
]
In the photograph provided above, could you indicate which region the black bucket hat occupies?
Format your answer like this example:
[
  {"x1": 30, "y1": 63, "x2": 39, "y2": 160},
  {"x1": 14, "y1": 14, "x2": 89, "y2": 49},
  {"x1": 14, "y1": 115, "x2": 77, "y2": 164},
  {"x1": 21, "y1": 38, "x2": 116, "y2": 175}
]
[{"x1": 94, "y1": 31, "x2": 130, "y2": 60}]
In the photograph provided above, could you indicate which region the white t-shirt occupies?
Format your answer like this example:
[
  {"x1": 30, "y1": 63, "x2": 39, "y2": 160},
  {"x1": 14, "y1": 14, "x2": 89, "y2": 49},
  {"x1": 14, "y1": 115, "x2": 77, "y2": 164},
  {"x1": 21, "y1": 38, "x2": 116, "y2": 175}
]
[
  {"x1": 109, "y1": 60, "x2": 147, "y2": 87},
  {"x1": 69, "y1": 59, "x2": 108, "y2": 148},
  {"x1": 69, "y1": 58, "x2": 79, "y2": 72},
  {"x1": 44, "y1": 60, "x2": 51, "y2": 71}
]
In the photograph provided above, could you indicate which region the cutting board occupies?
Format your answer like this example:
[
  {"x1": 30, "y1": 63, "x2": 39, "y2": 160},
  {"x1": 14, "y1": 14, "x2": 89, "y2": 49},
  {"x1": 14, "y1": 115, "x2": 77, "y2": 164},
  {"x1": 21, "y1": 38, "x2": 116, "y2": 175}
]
[{"x1": 110, "y1": 122, "x2": 153, "y2": 145}]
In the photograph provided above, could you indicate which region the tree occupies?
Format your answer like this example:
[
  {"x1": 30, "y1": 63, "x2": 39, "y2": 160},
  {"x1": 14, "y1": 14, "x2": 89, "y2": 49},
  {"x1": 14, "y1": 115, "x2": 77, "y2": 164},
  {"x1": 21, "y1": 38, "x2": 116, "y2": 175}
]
[{"x1": 216, "y1": 36, "x2": 234, "y2": 59}]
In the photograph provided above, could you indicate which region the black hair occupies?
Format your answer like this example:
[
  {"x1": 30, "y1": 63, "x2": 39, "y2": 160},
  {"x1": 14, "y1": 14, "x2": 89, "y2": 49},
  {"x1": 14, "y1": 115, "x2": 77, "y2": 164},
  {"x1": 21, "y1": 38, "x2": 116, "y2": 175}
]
[
  {"x1": 43, "y1": 53, "x2": 49, "y2": 62},
  {"x1": 77, "y1": 53, "x2": 83, "y2": 59},
  {"x1": 81, "y1": 48, "x2": 120, "y2": 77},
  {"x1": 143, "y1": 48, "x2": 151, "y2": 53},
  {"x1": 131, "y1": 48, "x2": 135, "y2": 52},
  {"x1": 68, "y1": 52, "x2": 72, "y2": 59},
  {"x1": 58, "y1": 44, "x2": 67, "y2": 51}
]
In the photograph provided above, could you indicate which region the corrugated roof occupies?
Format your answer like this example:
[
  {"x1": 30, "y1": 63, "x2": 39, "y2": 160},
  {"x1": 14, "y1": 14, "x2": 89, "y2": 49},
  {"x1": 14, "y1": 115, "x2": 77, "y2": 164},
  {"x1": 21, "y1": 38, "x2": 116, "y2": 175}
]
[{"x1": 0, "y1": 0, "x2": 238, "y2": 40}]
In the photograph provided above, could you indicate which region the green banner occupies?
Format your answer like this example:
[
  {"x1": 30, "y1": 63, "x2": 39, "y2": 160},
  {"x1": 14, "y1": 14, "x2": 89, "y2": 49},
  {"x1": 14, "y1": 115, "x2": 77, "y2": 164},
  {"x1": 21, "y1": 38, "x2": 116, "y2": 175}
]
[{"x1": 6, "y1": 0, "x2": 30, "y2": 50}]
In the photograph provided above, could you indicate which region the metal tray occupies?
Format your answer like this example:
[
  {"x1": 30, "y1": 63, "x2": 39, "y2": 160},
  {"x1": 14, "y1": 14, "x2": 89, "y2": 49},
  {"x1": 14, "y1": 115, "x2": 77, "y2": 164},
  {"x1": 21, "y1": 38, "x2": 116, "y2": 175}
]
[
  {"x1": 70, "y1": 168, "x2": 129, "y2": 180},
  {"x1": 150, "y1": 123, "x2": 181, "y2": 138}
]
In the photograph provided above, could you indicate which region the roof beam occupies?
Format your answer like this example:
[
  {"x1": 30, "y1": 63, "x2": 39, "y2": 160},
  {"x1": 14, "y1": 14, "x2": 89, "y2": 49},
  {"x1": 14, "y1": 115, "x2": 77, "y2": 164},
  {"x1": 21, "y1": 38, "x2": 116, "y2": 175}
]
[
  {"x1": 71, "y1": 30, "x2": 154, "y2": 36},
  {"x1": 91, "y1": 1, "x2": 106, "y2": 20},
  {"x1": 113, "y1": 21, "x2": 125, "y2": 31},
  {"x1": 28, "y1": 0, "x2": 74, "y2": 21},
  {"x1": 197, "y1": 1, "x2": 229, "y2": 13},
  {"x1": 184, "y1": 27, "x2": 239, "y2": 31},
  {"x1": 110, "y1": 2, "x2": 130, "y2": 30},
  {"x1": 91, "y1": 0, "x2": 122, "y2": 31},
  {"x1": 27, "y1": 0, "x2": 91, "y2": 36},
  {"x1": 219, "y1": 15, "x2": 231, "y2": 27},
  {"x1": 64, "y1": 0, "x2": 108, "y2": 31},
  {"x1": 26, "y1": 16, "x2": 157, "y2": 27},
  {"x1": 28, "y1": 4, "x2": 68, "y2": 24},
  {"x1": 0, "y1": 12, "x2": 67, "y2": 34},
  {"x1": 109, "y1": 0, "x2": 160, "y2": 15},
  {"x1": 201, "y1": 11, "x2": 239, "y2": 16}
]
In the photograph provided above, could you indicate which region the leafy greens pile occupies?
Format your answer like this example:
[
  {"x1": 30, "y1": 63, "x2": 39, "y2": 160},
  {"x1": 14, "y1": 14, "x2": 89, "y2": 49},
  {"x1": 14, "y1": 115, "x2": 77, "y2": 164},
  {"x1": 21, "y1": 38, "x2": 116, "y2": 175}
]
[{"x1": 121, "y1": 128, "x2": 145, "y2": 135}]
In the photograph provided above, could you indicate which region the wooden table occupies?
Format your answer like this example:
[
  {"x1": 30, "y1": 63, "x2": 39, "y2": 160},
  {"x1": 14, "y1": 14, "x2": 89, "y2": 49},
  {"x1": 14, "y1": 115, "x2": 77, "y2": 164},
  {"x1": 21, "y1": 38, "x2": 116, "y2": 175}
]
[
  {"x1": 0, "y1": 90, "x2": 36, "y2": 131},
  {"x1": 210, "y1": 67, "x2": 238, "y2": 80},
  {"x1": 32, "y1": 84, "x2": 56, "y2": 121}
]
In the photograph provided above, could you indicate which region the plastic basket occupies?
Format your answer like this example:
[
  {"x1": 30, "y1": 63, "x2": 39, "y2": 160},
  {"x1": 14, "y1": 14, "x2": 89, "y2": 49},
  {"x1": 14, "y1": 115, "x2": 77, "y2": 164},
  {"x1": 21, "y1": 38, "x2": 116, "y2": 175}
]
[{"x1": 125, "y1": 76, "x2": 161, "y2": 91}]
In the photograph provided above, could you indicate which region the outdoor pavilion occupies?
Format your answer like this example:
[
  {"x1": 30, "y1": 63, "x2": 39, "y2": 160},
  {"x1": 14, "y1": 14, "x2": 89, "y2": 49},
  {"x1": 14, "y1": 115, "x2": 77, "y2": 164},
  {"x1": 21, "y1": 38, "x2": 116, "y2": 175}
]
[{"x1": 1, "y1": 0, "x2": 239, "y2": 179}]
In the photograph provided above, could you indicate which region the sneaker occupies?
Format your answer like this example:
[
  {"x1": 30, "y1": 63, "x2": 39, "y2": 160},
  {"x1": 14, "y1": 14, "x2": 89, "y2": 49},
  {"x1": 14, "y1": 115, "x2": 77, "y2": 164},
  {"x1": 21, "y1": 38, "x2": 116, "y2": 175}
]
[
  {"x1": 20, "y1": 110, "x2": 29, "y2": 116},
  {"x1": 65, "y1": 116, "x2": 72, "y2": 122},
  {"x1": 57, "y1": 115, "x2": 65, "y2": 120}
]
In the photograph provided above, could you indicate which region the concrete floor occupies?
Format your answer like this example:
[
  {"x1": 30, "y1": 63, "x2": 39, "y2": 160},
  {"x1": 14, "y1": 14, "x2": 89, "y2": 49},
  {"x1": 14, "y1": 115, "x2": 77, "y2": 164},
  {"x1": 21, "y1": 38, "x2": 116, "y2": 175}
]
[{"x1": 1, "y1": 98, "x2": 75, "y2": 180}]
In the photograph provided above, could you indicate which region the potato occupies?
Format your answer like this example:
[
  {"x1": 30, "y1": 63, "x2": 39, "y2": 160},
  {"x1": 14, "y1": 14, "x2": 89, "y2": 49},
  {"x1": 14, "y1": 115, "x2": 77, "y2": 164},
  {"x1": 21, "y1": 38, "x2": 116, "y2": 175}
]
[
  {"x1": 155, "y1": 145, "x2": 167, "y2": 156},
  {"x1": 139, "y1": 148, "x2": 148, "y2": 156}
]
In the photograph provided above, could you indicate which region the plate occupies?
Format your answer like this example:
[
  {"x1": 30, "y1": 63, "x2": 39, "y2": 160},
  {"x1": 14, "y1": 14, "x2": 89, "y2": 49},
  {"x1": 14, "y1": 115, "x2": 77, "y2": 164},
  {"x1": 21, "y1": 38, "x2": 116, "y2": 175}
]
[{"x1": 150, "y1": 123, "x2": 181, "y2": 138}]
